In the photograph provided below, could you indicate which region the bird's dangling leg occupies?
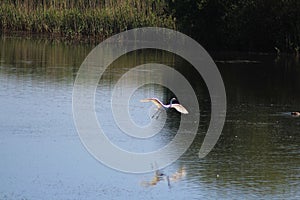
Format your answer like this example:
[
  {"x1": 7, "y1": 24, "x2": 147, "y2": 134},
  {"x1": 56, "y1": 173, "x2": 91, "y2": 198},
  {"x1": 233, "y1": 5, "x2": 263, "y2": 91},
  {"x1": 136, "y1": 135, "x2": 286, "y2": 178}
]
[
  {"x1": 151, "y1": 108, "x2": 162, "y2": 119},
  {"x1": 155, "y1": 109, "x2": 163, "y2": 119}
]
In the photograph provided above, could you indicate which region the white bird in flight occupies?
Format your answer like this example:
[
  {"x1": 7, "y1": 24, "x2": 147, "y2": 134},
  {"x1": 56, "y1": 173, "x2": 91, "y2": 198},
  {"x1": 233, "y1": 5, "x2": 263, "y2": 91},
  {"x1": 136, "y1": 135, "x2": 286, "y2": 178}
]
[{"x1": 141, "y1": 97, "x2": 188, "y2": 118}]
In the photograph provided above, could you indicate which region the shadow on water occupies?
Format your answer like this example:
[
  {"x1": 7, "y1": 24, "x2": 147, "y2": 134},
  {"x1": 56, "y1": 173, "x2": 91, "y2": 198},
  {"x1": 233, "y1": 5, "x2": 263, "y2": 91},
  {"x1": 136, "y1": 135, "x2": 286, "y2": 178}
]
[
  {"x1": 0, "y1": 37, "x2": 299, "y2": 199},
  {"x1": 179, "y1": 52, "x2": 300, "y2": 198},
  {"x1": 0, "y1": 36, "x2": 93, "y2": 82}
]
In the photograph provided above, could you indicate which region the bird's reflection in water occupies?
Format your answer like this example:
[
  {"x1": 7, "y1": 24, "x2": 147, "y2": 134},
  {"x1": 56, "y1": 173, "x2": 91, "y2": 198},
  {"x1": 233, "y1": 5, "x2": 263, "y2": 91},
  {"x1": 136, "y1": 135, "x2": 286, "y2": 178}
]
[{"x1": 141, "y1": 166, "x2": 186, "y2": 188}]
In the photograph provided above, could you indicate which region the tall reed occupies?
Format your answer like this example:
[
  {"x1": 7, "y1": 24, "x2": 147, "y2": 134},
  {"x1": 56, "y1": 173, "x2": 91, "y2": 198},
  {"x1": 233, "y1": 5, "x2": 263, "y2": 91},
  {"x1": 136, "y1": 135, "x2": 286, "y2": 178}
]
[{"x1": 0, "y1": 0, "x2": 175, "y2": 41}]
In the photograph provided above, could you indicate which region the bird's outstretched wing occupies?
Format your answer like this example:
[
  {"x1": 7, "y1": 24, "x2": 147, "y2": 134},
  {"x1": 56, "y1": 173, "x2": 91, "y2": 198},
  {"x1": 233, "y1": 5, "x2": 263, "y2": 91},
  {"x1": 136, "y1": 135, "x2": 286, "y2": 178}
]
[
  {"x1": 140, "y1": 98, "x2": 164, "y2": 108},
  {"x1": 171, "y1": 104, "x2": 189, "y2": 114}
]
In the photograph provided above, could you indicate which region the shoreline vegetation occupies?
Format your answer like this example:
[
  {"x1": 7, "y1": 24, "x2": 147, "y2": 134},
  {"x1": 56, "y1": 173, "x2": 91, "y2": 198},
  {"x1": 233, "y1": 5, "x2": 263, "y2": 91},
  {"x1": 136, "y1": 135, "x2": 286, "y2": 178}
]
[
  {"x1": 1, "y1": 0, "x2": 299, "y2": 53},
  {"x1": 0, "y1": 0, "x2": 175, "y2": 42}
]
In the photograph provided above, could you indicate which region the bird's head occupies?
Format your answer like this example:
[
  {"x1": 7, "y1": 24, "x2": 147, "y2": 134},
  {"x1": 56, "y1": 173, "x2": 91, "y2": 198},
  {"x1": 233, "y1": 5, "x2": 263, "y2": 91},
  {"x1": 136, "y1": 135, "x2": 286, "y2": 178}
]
[{"x1": 170, "y1": 98, "x2": 178, "y2": 105}]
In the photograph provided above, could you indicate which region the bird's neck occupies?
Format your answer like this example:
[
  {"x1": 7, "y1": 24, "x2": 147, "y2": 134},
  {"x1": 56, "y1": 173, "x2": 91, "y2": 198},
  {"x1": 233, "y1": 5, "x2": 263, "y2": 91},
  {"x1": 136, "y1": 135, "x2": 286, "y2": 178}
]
[{"x1": 169, "y1": 99, "x2": 174, "y2": 106}]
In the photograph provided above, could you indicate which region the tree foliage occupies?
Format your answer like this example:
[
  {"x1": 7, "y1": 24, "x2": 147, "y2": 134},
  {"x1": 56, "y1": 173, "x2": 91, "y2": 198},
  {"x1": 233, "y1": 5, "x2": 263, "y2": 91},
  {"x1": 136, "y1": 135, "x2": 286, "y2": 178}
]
[{"x1": 168, "y1": 0, "x2": 300, "y2": 52}]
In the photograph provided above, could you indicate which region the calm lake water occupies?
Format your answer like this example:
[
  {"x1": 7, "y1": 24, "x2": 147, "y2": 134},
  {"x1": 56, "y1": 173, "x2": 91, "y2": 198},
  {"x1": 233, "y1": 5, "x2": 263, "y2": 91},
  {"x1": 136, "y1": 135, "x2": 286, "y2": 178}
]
[{"x1": 0, "y1": 36, "x2": 299, "y2": 199}]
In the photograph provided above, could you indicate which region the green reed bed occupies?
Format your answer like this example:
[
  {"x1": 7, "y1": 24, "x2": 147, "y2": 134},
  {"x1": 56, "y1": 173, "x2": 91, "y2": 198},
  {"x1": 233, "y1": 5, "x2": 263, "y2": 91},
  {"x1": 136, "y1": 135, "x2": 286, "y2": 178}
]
[{"x1": 0, "y1": 0, "x2": 175, "y2": 41}]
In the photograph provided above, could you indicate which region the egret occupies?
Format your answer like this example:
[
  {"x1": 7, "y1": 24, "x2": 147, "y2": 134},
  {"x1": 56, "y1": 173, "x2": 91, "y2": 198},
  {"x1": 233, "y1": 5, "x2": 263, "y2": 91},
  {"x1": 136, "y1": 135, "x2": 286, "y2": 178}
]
[{"x1": 140, "y1": 97, "x2": 188, "y2": 119}]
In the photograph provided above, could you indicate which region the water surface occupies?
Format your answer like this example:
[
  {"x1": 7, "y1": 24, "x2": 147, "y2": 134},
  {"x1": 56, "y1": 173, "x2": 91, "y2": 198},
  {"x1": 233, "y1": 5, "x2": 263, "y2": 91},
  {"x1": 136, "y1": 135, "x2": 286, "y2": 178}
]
[{"x1": 0, "y1": 37, "x2": 299, "y2": 199}]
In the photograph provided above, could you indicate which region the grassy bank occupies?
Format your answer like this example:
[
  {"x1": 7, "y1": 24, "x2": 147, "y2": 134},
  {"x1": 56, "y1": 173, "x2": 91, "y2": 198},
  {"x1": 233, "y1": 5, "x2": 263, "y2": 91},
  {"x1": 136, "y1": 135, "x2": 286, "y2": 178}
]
[
  {"x1": 3, "y1": 0, "x2": 299, "y2": 52},
  {"x1": 0, "y1": 0, "x2": 175, "y2": 41}
]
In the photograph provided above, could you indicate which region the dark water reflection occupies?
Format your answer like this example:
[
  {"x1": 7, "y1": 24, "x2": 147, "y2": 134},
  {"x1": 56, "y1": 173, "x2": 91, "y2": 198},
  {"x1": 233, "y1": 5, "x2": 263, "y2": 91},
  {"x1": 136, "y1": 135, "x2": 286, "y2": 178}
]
[{"x1": 0, "y1": 36, "x2": 299, "y2": 199}]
